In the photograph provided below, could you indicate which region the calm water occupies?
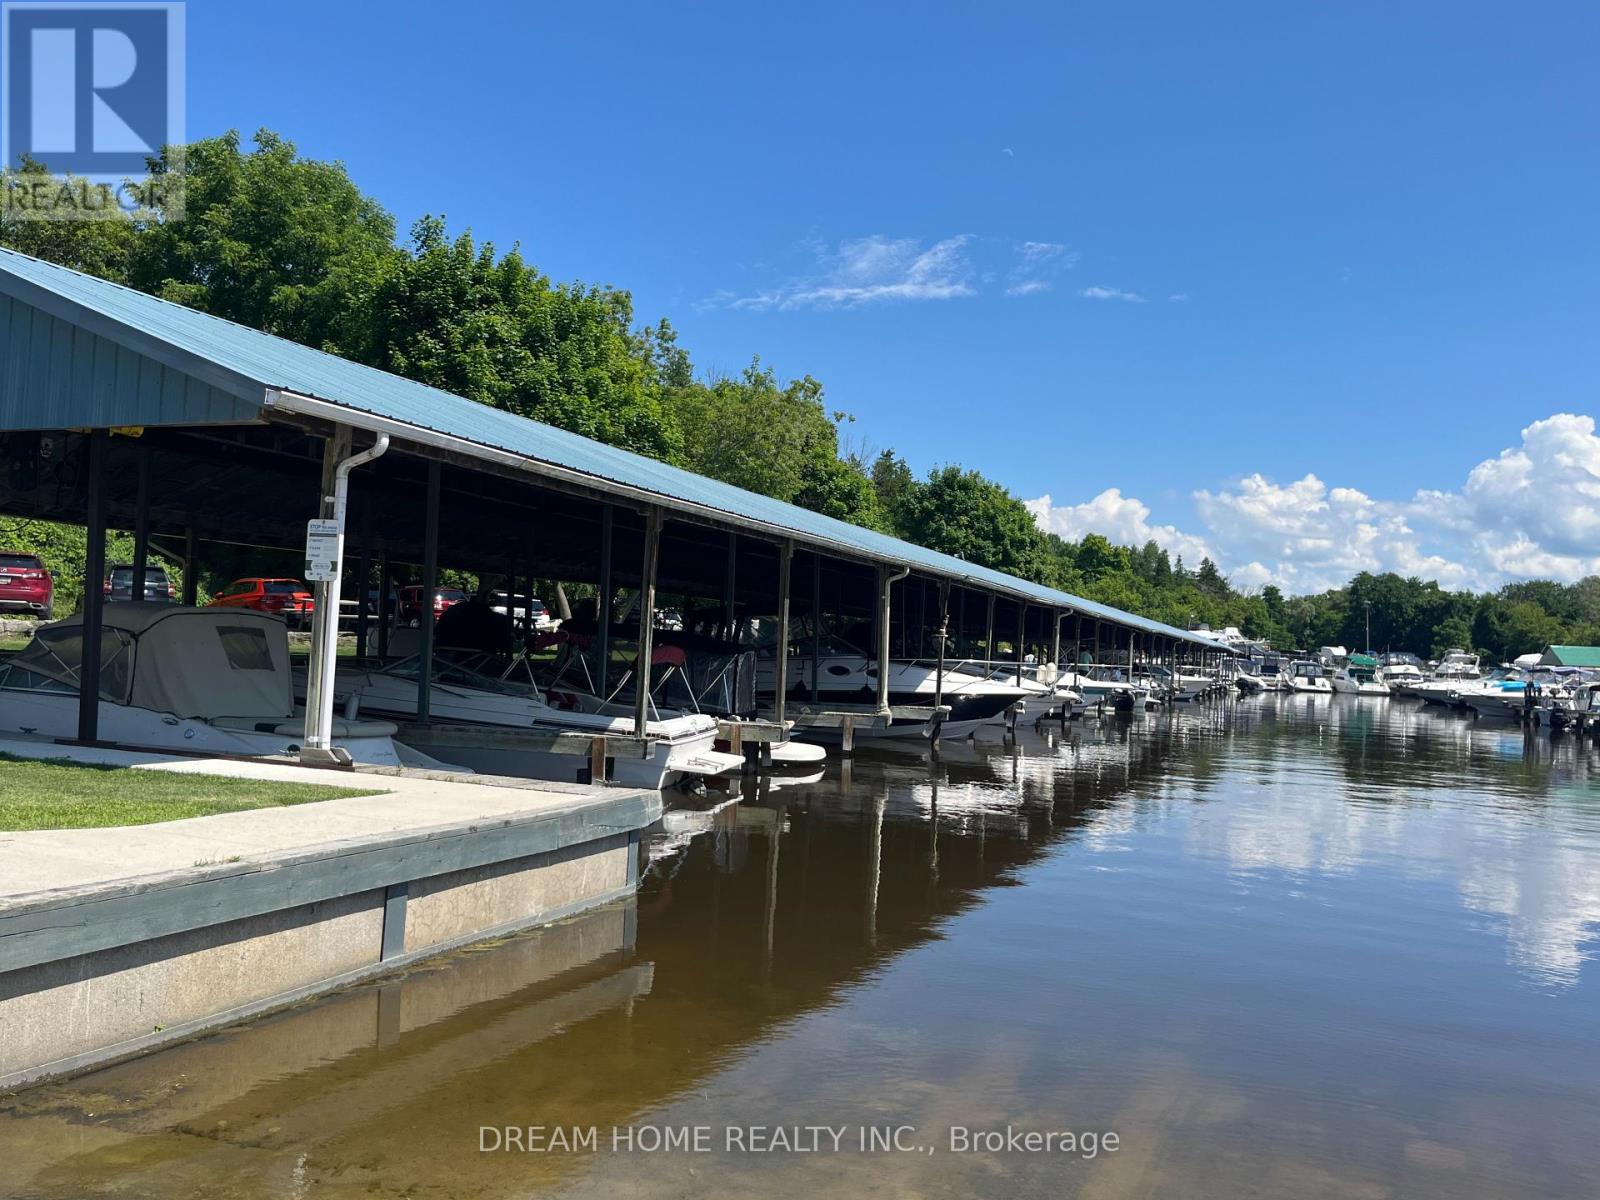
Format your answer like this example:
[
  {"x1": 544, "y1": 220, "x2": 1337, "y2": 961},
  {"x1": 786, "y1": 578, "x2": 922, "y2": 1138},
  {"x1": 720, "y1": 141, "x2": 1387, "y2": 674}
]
[{"x1": 5, "y1": 696, "x2": 1600, "y2": 1198}]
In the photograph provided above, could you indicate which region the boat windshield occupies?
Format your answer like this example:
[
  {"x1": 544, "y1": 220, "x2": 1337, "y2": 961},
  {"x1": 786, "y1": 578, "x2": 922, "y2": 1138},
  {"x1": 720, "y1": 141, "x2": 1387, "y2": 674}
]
[{"x1": 0, "y1": 625, "x2": 134, "y2": 701}]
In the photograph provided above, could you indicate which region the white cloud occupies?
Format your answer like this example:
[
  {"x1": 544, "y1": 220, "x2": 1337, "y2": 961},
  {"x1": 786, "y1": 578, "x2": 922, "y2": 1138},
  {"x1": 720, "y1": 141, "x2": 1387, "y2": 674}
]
[
  {"x1": 1006, "y1": 241, "x2": 1079, "y2": 297},
  {"x1": 1025, "y1": 413, "x2": 1600, "y2": 594},
  {"x1": 719, "y1": 235, "x2": 976, "y2": 310},
  {"x1": 1001, "y1": 147, "x2": 1015, "y2": 157},
  {"x1": 1026, "y1": 488, "x2": 1215, "y2": 568},
  {"x1": 1080, "y1": 285, "x2": 1145, "y2": 302},
  {"x1": 1168, "y1": 292, "x2": 1189, "y2": 302}
]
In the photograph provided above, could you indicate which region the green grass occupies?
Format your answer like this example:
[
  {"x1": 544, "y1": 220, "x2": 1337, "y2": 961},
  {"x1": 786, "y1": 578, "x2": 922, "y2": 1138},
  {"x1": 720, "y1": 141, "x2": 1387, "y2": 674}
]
[{"x1": 0, "y1": 754, "x2": 382, "y2": 831}]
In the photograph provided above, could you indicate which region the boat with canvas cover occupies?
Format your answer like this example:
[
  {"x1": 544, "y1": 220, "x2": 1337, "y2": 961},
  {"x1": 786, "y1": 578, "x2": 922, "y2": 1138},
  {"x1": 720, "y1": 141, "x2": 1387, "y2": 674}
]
[{"x1": 0, "y1": 604, "x2": 446, "y2": 767}]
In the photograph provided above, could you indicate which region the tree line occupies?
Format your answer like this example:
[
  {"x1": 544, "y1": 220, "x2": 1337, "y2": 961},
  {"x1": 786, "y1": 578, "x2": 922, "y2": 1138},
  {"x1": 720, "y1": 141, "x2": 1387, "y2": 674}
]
[{"x1": 3, "y1": 131, "x2": 1596, "y2": 661}]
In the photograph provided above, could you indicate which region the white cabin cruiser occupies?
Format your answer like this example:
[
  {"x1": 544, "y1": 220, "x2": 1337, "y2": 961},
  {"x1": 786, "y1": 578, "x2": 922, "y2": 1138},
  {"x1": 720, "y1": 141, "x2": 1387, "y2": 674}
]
[
  {"x1": 1286, "y1": 660, "x2": 1334, "y2": 694},
  {"x1": 308, "y1": 650, "x2": 743, "y2": 789},
  {"x1": 0, "y1": 605, "x2": 446, "y2": 767},
  {"x1": 1330, "y1": 654, "x2": 1390, "y2": 697}
]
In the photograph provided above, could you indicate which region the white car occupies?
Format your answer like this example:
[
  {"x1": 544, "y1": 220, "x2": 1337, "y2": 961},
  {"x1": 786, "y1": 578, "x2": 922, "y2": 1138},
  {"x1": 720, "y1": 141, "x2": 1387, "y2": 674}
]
[{"x1": 490, "y1": 592, "x2": 559, "y2": 632}]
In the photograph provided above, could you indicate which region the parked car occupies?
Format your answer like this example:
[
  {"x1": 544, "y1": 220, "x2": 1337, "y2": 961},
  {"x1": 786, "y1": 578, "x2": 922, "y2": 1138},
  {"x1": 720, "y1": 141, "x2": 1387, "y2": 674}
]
[
  {"x1": 399, "y1": 585, "x2": 468, "y2": 627},
  {"x1": 209, "y1": 577, "x2": 315, "y2": 628},
  {"x1": 104, "y1": 563, "x2": 175, "y2": 603},
  {"x1": 0, "y1": 551, "x2": 54, "y2": 619},
  {"x1": 489, "y1": 591, "x2": 559, "y2": 632}
]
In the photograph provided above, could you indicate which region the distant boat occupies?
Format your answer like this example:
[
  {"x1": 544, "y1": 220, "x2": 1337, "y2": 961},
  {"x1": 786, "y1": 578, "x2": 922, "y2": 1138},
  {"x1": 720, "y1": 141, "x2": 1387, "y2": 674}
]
[
  {"x1": 1286, "y1": 659, "x2": 1334, "y2": 694},
  {"x1": 1331, "y1": 653, "x2": 1390, "y2": 697}
]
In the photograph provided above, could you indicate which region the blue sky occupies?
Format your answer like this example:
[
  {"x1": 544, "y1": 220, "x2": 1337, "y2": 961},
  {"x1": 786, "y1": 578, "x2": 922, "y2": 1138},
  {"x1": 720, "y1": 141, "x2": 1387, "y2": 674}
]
[{"x1": 173, "y1": 2, "x2": 1600, "y2": 589}]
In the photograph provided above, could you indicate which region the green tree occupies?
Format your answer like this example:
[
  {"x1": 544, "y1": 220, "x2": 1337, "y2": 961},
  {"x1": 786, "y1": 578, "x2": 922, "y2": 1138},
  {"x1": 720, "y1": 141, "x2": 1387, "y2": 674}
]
[
  {"x1": 899, "y1": 466, "x2": 1049, "y2": 581},
  {"x1": 126, "y1": 130, "x2": 401, "y2": 355},
  {"x1": 366, "y1": 217, "x2": 680, "y2": 460}
]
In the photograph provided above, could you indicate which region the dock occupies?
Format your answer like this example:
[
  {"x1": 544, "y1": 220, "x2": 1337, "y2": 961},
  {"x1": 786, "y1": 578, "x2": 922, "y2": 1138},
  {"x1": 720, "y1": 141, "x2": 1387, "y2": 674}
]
[{"x1": 0, "y1": 738, "x2": 657, "y2": 1091}]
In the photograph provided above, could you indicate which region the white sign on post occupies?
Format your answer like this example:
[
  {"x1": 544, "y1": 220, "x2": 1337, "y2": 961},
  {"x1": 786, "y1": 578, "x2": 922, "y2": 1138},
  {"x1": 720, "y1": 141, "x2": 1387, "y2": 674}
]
[{"x1": 304, "y1": 518, "x2": 342, "y2": 583}]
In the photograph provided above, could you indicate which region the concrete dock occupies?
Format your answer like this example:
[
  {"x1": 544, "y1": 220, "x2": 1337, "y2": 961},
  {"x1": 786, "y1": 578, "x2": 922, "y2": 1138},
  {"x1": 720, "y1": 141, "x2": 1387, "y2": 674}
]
[{"x1": 0, "y1": 739, "x2": 658, "y2": 1092}]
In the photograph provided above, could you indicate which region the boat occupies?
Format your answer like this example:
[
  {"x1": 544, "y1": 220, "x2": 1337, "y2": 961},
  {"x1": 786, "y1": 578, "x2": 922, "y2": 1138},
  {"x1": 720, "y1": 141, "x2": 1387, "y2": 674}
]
[
  {"x1": 760, "y1": 649, "x2": 1030, "y2": 741},
  {"x1": 1056, "y1": 666, "x2": 1153, "y2": 713},
  {"x1": 0, "y1": 604, "x2": 449, "y2": 768},
  {"x1": 307, "y1": 648, "x2": 744, "y2": 789},
  {"x1": 1286, "y1": 659, "x2": 1334, "y2": 694},
  {"x1": 1457, "y1": 667, "x2": 1594, "y2": 723},
  {"x1": 1377, "y1": 653, "x2": 1426, "y2": 696},
  {"x1": 1331, "y1": 653, "x2": 1390, "y2": 697},
  {"x1": 1433, "y1": 649, "x2": 1482, "y2": 682}
]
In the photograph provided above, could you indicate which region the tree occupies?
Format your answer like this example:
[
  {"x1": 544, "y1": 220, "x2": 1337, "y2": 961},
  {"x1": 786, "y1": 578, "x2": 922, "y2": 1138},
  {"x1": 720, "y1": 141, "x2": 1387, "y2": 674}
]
[
  {"x1": 127, "y1": 130, "x2": 401, "y2": 356},
  {"x1": 366, "y1": 217, "x2": 681, "y2": 460},
  {"x1": 673, "y1": 360, "x2": 880, "y2": 528},
  {"x1": 1194, "y1": 557, "x2": 1229, "y2": 599},
  {"x1": 899, "y1": 466, "x2": 1049, "y2": 581},
  {"x1": 869, "y1": 451, "x2": 918, "y2": 537}
]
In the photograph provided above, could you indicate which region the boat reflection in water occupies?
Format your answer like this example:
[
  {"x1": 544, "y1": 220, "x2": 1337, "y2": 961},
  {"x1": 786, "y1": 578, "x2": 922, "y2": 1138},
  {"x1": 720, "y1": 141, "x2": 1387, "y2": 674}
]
[{"x1": 5, "y1": 696, "x2": 1600, "y2": 1199}]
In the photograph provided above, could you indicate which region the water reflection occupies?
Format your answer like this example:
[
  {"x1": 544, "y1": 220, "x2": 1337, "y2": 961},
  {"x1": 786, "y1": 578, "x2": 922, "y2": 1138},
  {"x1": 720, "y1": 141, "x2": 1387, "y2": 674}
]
[{"x1": 4, "y1": 697, "x2": 1600, "y2": 1198}]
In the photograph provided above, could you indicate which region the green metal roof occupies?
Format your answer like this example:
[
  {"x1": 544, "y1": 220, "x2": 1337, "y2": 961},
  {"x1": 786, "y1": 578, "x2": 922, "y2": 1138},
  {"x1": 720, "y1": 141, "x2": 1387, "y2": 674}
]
[
  {"x1": 1539, "y1": 646, "x2": 1600, "y2": 667},
  {"x1": 0, "y1": 247, "x2": 1229, "y2": 650}
]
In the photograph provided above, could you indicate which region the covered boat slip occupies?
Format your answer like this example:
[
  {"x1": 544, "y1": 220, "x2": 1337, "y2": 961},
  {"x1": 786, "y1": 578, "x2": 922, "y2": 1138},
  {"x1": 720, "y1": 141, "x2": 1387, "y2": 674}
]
[{"x1": 0, "y1": 246, "x2": 1232, "y2": 778}]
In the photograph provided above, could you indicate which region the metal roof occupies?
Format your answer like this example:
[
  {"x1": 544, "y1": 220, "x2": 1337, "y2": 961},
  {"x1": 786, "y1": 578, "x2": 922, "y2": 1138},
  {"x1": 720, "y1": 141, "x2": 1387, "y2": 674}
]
[
  {"x1": 0, "y1": 247, "x2": 1228, "y2": 650},
  {"x1": 1539, "y1": 646, "x2": 1600, "y2": 668}
]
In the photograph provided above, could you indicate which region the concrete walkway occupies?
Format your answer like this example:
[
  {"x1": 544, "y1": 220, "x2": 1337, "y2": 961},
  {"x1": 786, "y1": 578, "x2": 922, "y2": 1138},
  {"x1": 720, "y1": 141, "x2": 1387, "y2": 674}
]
[{"x1": 0, "y1": 735, "x2": 652, "y2": 904}]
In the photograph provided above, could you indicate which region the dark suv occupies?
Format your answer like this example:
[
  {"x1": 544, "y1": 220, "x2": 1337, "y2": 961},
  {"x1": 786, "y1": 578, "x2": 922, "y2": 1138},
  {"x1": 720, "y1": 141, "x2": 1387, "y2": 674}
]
[
  {"x1": 0, "y1": 551, "x2": 54, "y2": 619},
  {"x1": 104, "y1": 563, "x2": 176, "y2": 603}
]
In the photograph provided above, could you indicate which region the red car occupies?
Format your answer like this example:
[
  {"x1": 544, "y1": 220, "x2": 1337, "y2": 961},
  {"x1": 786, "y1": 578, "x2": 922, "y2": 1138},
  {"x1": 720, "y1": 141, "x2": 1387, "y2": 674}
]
[
  {"x1": 209, "y1": 578, "x2": 316, "y2": 628},
  {"x1": 0, "y1": 551, "x2": 54, "y2": 619},
  {"x1": 399, "y1": 585, "x2": 468, "y2": 626}
]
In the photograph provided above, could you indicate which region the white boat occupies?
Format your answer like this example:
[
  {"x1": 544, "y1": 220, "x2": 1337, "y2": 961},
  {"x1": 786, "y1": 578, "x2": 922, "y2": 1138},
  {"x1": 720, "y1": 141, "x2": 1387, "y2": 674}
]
[
  {"x1": 1330, "y1": 654, "x2": 1390, "y2": 697},
  {"x1": 1378, "y1": 658, "x2": 1426, "y2": 696},
  {"x1": 1057, "y1": 668, "x2": 1152, "y2": 713},
  {"x1": 0, "y1": 605, "x2": 447, "y2": 768},
  {"x1": 312, "y1": 650, "x2": 743, "y2": 789},
  {"x1": 1433, "y1": 649, "x2": 1482, "y2": 682},
  {"x1": 758, "y1": 640, "x2": 1029, "y2": 741},
  {"x1": 1286, "y1": 660, "x2": 1334, "y2": 694}
]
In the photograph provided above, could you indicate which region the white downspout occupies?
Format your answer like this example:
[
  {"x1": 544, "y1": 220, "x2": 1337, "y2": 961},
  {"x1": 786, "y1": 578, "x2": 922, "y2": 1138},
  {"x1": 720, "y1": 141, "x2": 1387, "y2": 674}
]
[
  {"x1": 303, "y1": 435, "x2": 390, "y2": 763},
  {"x1": 876, "y1": 565, "x2": 911, "y2": 715}
]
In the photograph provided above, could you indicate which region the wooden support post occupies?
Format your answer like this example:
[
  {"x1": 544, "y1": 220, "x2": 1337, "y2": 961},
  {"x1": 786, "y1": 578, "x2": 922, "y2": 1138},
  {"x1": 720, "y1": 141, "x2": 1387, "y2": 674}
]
[
  {"x1": 810, "y1": 551, "x2": 822, "y2": 699},
  {"x1": 984, "y1": 593, "x2": 996, "y2": 664},
  {"x1": 935, "y1": 580, "x2": 950, "y2": 709},
  {"x1": 1129, "y1": 628, "x2": 1136, "y2": 682},
  {"x1": 722, "y1": 531, "x2": 738, "y2": 641},
  {"x1": 1051, "y1": 609, "x2": 1062, "y2": 673},
  {"x1": 589, "y1": 736, "x2": 608, "y2": 785},
  {"x1": 417, "y1": 459, "x2": 441, "y2": 722},
  {"x1": 376, "y1": 553, "x2": 392, "y2": 660},
  {"x1": 633, "y1": 508, "x2": 662, "y2": 737},
  {"x1": 597, "y1": 504, "x2": 613, "y2": 697},
  {"x1": 841, "y1": 714, "x2": 855, "y2": 755},
  {"x1": 78, "y1": 432, "x2": 107, "y2": 743},
  {"x1": 774, "y1": 539, "x2": 794, "y2": 732},
  {"x1": 181, "y1": 526, "x2": 198, "y2": 606},
  {"x1": 1093, "y1": 620, "x2": 1100, "y2": 669},
  {"x1": 131, "y1": 445, "x2": 151, "y2": 600},
  {"x1": 1015, "y1": 602, "x2": 1027, "y2": 685},
  {"x1": 354, "y1": 533, "x2": 371, "y2": 658}
]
